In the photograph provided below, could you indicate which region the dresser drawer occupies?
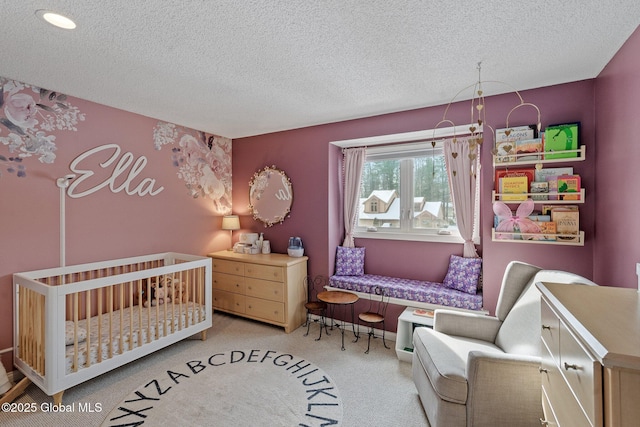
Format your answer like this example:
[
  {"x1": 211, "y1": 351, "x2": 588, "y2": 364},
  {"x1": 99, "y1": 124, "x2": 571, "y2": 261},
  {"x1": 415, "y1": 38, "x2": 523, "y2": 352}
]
[
  {"x1": 541, "y1": 385, "x2": 559, "y2": 427},
  {"x1": 559, "y1": 320, "x2": 602, "y2": 427},
  {"x1": 246, "y1": 297, "x2": 284, "y2": 323},
  {"x1": 244, "y1": 263, "x2": 283, "y2": 282},
  {"x1": 213, "y1": 290, "x2": 246, "y2": 313},
  {"x1": 541, "y1": 349, "x2": 592, "y2": 426},
  {"x1": 212, "y1": 259, "x2": 244, "y2": 276},
  {"x1": 245, "y1": 277, "x2": 284, "y2": 302},
  {"x1": 541, "y1": 300, "x2": 560, "y2": 361},
  {"x1": 213, "y1": 272, "x2": 245, "y2": 293}
]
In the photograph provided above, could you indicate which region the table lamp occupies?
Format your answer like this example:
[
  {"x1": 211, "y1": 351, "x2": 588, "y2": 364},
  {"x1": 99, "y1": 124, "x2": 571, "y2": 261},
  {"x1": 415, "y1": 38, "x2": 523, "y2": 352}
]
[{"x1": 221, "y1": 215, "x2": 240, "y2": 250}]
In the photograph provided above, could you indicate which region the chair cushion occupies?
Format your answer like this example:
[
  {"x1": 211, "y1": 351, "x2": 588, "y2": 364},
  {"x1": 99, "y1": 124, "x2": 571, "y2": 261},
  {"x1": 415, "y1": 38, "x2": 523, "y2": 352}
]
[
  {"x1": 335, "y1": 246, "x2": 365, "y2": 276},
  {"x1": 413, "y1": 327, "x2": 504, "y2": 404},
  {"x1": 442, "y1": 255, "x2": 482, "y2": 294}
]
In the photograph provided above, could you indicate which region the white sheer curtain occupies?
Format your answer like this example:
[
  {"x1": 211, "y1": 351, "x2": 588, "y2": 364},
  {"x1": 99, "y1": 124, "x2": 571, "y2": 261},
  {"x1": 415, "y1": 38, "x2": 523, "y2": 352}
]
[
  {"x1": 444, "y1": 136, "x2": 480, "y2": 257},
  {"x1": 342, "y1": 147, "x2": 366, "y2": 247}
]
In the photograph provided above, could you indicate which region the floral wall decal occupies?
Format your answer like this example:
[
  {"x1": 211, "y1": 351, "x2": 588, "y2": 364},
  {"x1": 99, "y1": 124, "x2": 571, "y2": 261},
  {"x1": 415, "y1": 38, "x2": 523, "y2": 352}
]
[
  {"x1": 0, "y1": 77, "x2": 85, "y2": 178},
  {"x1": 153, "y1": 121, "x2": 232, "y2": 214}
]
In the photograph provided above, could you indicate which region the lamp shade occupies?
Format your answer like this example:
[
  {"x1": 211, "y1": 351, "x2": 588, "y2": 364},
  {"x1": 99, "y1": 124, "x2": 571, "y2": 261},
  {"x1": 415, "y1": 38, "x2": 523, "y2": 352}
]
[{"x1": 221, "y1": 215, "x2": 240, "y2": 231}]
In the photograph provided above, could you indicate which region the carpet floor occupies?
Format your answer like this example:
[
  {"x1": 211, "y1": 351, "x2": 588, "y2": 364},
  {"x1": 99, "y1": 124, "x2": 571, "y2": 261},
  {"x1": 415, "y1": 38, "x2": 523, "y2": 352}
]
[{"x1": 0, "y1": 312, "x2": 430, "y2": 426}]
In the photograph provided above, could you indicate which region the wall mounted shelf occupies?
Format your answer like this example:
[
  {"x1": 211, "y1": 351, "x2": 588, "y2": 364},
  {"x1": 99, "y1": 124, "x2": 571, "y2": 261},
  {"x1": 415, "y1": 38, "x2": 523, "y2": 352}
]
[{"x1": 491, "y1": 229, "x2": 585, "y2": 246}]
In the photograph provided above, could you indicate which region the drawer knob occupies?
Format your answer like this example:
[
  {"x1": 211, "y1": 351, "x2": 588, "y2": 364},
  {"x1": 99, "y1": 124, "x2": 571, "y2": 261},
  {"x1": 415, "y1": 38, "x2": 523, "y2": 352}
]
[
  {"x1": 538, "y1": 367, "x2": 548, "y2": 373},
  {"x1": 542, "y1": 325, "x2": 551, "y2": 330},
  {"x1": 564, "y1": 362, "x2": 579, "y2": 371}
]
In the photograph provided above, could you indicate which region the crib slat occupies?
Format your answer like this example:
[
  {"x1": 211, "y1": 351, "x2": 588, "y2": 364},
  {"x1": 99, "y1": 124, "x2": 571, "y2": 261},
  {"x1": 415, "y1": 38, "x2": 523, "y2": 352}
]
[
  {"x1": 73, "y1": 292, "x2": 79, "y2": 372},
  {"x1": 85, "y1": 290, "x2": 91, "y2": 368},
  {"x1": 97, "y1": 269, "x2": 103, "y2": 363},
  {"x1": 108, "y1": 285, "x2": 113, "y2": 359},
  {"x1": 119, "y1": 283, "x2": 124, "y2": 353}
]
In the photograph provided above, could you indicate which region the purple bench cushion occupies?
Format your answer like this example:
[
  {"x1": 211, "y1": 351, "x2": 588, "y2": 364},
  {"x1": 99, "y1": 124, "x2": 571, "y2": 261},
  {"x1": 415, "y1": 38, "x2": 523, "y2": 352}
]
[{"x1": 329, "y1": 274, "x2": 483, "y2": 311}]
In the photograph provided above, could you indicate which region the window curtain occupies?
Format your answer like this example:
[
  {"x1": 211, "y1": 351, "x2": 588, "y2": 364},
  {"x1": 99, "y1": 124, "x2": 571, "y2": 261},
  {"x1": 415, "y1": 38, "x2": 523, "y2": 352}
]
[
  {"x1": 444, "y1": 137, "x2": 480, "y2": 257},
  {"x1": 342, "y1": 147, "x2": 366, "y2": 247}
]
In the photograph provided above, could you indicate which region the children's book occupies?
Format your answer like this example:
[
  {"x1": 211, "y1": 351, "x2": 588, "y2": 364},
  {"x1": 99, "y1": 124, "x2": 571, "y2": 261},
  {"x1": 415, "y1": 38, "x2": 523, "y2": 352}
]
[
  {"x1": 530, "y1": 181, "x2": 549, "y2": 201},
  {"x1": 544, "y1": 123, "x2": 579, "y2": 159},
  {"x1": 551, "y1": 208, "x2": 580, "y2": 242},
  {"x1": 515, "y1": 138, "x2": 543, "y2": 161},
  {"x1": 500, "y1": 176, "x2": 528, "y2": 201},
  {"x1": 495, "y1": 168, "x2": 535, "y2": 193},
  {"x1": 495, "y1": 125, "x2": 536, "y2": 163},
  {"x1": 557, "y1": 174, "x2": 581, "y2": 200}
]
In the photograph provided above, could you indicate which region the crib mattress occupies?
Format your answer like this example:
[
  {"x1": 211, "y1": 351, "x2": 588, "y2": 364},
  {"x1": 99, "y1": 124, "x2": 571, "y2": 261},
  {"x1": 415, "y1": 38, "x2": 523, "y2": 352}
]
[{"x1": 64, "y1": 302, "x2": 205, "y2": 374}]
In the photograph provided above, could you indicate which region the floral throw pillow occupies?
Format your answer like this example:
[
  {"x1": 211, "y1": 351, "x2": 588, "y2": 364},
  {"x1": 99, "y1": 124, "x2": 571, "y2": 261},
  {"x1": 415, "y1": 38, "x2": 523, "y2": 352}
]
[
  {"x1": 442, "y1": 255, "x2": 482, "y2": 294},
  {"x1": 335, "y1": 246, "x2": 365, "y2": 276}
]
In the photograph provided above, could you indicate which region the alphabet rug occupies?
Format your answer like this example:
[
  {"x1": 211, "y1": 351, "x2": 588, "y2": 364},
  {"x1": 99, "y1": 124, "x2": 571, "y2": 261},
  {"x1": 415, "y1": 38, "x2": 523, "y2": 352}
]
[{"x1": 100, "y1": 349, "x2": 343, "y2": 426}]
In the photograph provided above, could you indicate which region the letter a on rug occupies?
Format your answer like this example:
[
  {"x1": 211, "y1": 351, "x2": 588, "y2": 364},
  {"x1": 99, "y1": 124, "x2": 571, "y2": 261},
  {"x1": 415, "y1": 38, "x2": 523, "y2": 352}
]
[{"x1": 101, "y1": 349, "x2": 343, "y2": 426}]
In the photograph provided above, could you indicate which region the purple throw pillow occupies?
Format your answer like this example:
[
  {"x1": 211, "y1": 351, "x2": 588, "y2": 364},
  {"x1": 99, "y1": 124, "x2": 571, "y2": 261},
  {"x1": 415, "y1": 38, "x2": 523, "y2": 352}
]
[
  {"x1": 335, "y1": 246, "x2": 365, "y2": 276},
  {"x1": 442, "y1": 255, "x2": 482, "y2": 294}
]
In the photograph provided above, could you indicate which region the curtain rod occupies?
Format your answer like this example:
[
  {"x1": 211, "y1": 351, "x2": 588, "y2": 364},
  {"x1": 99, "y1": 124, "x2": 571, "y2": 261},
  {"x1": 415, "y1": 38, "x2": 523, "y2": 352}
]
[{"x1": 330, "y1": 123, "x2": 480, "y2": 149}]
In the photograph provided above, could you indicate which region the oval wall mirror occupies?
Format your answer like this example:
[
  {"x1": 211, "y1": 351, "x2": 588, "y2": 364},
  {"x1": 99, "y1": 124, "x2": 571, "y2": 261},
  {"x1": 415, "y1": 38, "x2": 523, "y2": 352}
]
[{"x1": 249, "y1": 165, "x2": 293, "y2": 227}]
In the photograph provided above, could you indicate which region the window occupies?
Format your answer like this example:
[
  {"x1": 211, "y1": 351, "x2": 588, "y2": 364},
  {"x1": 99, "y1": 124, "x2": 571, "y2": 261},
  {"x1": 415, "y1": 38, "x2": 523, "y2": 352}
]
[{"x1": 355, "y1": 140, "x2": 459, "y2": 242}]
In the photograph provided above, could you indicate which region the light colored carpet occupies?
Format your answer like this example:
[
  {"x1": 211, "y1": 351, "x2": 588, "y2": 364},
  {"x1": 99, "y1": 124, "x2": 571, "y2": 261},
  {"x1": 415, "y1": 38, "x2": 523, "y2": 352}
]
[
  {"x1": 0, "y1": 312, "x2": 429, "y2": 426},
  {"x1": 101, "y1": 349, "x2": 343, "y2": 426}
]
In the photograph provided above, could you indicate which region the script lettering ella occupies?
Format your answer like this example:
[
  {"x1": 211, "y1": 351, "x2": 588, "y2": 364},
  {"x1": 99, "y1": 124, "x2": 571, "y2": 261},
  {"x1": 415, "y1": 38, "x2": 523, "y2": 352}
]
[
  {"x1": 67, "y1": 144, "x2": 164, "y2": 198},
  {"x1": 274, "y1": 176, "x2": 292, "y2": 201}
]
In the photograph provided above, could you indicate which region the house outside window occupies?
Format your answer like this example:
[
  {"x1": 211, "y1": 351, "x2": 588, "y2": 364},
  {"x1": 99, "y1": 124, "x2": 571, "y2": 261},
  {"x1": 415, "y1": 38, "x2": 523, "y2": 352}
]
[{"x1": 355, "y1": 140, "x2": 459, "y2": 242}]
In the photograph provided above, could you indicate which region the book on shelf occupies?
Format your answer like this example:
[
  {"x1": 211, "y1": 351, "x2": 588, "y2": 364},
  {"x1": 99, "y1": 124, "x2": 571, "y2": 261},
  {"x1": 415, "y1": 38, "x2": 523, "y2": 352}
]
[
  {"x1": 541, "y1": 205, "x2": 579, "y2": 215},
  {"x1": 534, "y1": 166, "x2": 574, "y2": 183},
  {"x1": 545, "y1": 176, "x2": 559, "y2": 200},
  {"x1": 551, "y1": 208, "x2": 580, "y2": 243},
  {"x1": 494, "y1": 125, "x2": 537, "y2": 163},
  {"x1": 557, "y1": 174, "x2": 581, "y2": 200},
  {"x1": 533, "y1": 221, "x2": 557, "y2": 241},
  {"x1": 495, "y1": 141, "x2": 517, "y2": 163},
  {"x1": 528, "y1": 214, "x2": 551, "y2": 222},
  {"x1": 499, "y1": 176, "x2": 528, "y2": 201},
  {"x1": 413, "y1": 309, "x2": 434, "y2": 318},
  {"x1": 544, "y1": 123, "x2": 579, "y2": 159},
  {"x1": 516, "y1": 138, "x2": 543, "y2": 161},
  {"x1": 494, "y1": 167, "x2": 535, "y2": 193},
  {"x1": 530, "y1": 181, "x2": 549, "y2": 201}
]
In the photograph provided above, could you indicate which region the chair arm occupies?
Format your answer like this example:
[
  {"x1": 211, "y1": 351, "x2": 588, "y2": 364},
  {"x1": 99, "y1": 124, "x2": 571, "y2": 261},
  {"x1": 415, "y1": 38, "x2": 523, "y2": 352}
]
[
  {"x1": 433, "y1": 310, "x2": 502, "y2": 342},
  {"x1": 466, "y1": 351, "x2": 543, "y2": 425}
]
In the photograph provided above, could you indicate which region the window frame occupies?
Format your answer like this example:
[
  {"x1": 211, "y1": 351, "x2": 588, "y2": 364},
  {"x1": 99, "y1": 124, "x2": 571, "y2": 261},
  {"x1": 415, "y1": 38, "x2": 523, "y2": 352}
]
[
  {"x1": 355, "y1": 141, "x2": 462, "y2": 243},
  {"x1": 331, "y1": 124, "x2": 479, "y2": 245}
]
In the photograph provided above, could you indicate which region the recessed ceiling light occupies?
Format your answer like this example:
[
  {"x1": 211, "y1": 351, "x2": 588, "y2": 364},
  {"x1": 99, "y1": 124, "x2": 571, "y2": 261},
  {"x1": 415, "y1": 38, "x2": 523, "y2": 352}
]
[{"x1": 36, "y1": 10, "x2": 77, "y2": 30}]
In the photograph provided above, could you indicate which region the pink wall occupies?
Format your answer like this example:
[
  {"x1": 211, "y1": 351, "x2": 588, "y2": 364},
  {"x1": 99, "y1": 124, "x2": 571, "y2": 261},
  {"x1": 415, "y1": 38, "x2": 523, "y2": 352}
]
[
  {"x1": 233, "y1": 79, "x2": 598, "y2": 322},
  {"x1": 594, "y1": 26, "x2": 640, "y2": 288},
  {"x1": 0, "y1": 79, "x2": 232, "y2": 370}
]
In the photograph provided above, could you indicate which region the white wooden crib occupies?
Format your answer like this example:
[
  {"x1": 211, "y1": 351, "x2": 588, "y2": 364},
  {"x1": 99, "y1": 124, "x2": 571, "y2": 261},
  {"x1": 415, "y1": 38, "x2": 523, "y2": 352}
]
[{"x1": 12, "y1": 252, "x2": 212, "y2": 404}]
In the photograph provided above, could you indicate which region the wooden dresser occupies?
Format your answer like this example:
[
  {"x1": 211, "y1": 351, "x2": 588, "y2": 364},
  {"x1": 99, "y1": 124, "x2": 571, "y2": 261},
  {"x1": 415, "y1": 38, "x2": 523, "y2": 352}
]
[
  {"x1": 208, "y1": 251, "x2": 308, "y2": 333},
  {"x1": 537, "y1": 282, "x2": 640, "y2": 427}
]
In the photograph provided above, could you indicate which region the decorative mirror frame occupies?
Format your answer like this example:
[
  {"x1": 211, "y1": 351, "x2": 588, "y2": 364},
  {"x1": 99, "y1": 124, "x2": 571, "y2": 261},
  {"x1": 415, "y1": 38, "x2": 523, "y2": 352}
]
[{"x1": 248, "y1": 165, "x2": 293, "y2": 227}]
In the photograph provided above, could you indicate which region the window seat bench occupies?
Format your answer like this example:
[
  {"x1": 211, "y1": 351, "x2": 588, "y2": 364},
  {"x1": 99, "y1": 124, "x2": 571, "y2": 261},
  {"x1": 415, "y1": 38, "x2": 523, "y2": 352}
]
[{"x1": 327, "y1": 274, "x2": 485, "y2": 313}]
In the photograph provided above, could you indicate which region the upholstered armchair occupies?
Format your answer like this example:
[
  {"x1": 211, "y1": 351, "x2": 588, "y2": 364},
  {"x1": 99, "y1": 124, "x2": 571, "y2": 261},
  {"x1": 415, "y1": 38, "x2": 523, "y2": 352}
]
[{"x1": 412, "y1": 261, "x2": 596, "y2": 427}]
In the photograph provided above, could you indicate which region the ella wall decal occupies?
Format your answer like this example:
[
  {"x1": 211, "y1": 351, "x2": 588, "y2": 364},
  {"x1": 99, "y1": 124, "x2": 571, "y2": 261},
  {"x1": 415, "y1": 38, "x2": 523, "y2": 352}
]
[{"x1": 1, "y1": 76, "x2": 232, "y2": 214}]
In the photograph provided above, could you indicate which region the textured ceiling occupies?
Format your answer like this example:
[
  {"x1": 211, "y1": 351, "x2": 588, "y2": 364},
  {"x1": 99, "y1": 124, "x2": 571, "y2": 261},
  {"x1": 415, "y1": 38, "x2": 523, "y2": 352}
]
[{"x1": 1, "y1": 1, "x2": 639, "y2": 139}]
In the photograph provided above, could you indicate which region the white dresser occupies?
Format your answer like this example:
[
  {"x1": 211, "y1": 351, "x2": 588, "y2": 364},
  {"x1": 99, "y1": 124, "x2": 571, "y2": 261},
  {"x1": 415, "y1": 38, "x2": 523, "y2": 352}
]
[
  {"x1": 537, "y1": 282, "x2": 640, "y2": 427},
  {"x1": 208, "y1": 251, "x2": 308, "y2": 333}
]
